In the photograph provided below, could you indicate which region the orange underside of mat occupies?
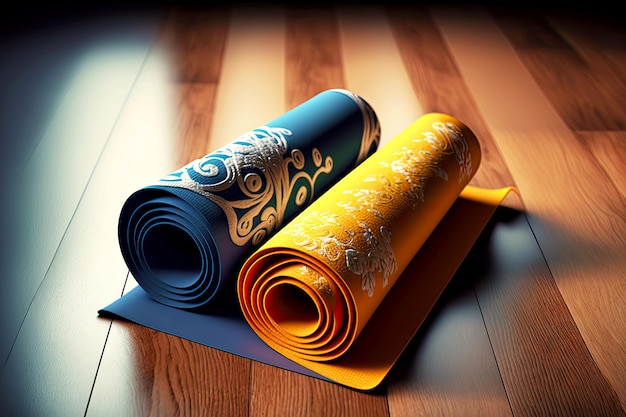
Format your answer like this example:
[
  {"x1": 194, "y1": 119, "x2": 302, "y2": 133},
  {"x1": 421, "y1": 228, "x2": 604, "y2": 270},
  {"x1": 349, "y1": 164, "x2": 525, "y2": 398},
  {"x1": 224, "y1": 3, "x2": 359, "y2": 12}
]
[{"x1": 238, "y1": 113, "x2": 516, "y2": 390}]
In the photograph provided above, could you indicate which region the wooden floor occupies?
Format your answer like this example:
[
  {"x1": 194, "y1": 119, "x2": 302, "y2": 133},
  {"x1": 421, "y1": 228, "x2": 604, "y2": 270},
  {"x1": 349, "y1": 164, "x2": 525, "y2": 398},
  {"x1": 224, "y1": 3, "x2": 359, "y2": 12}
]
[{"x1": 0, "y1": 2, "x2": 624, "y2": 416}]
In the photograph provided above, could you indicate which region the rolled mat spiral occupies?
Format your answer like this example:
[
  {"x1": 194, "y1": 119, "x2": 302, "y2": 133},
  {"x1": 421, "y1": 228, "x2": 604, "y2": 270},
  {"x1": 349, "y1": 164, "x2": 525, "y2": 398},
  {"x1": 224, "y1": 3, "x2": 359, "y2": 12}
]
[
  {"x1": 237, "y1": 112, "x2": 516, "y2": 389},
  {"x1": 118, "y1": 89, "x2": 380, "y2": 310}
]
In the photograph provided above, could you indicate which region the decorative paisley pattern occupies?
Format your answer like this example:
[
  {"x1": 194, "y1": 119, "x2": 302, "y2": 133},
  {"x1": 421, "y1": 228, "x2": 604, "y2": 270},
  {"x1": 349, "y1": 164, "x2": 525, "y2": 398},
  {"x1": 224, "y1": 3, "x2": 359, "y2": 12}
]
[
  {"x1": 299, "y1": 265, "x2": 333, "y2": 295},
  {"x1": 155, "y1": 126, "x2": 333, "y2": 246},
  {"x1": 285, "y1": 120, "x2": 472, "y2": 297},
  {"x1": 287, "y1": 211, "x2": 395, "y2": 297},
  {"x1": 428, "y1": 121, "x2": 473, "y2": 184},
  {"x1": 148, "y1": 89, "x2": 380, "y2": 249}
]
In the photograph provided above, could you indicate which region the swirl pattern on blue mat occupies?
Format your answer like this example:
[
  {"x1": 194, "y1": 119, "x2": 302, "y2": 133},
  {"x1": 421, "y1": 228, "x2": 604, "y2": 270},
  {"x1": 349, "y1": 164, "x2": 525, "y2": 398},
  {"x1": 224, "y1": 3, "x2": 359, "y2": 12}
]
[{"x1": 155, "y1": 126, "x2": 334, "y2": 247}]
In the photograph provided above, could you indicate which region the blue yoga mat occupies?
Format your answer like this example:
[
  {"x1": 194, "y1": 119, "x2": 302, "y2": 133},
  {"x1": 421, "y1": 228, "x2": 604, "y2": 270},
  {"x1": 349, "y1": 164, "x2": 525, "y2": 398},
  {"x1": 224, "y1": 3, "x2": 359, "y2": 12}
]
[{"x1": 115, "y1": 89, "x2": 380, "y2": 311}]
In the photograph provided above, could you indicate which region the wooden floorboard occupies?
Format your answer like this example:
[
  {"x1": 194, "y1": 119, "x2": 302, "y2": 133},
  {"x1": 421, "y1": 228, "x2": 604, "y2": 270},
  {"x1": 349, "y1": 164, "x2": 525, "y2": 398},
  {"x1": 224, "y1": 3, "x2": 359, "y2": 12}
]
[
  {"x1": 474, "y1": 209, "x2": 623, "y2": 417},
  {"x1": 208, "y1": 5, "x2": 286, "y2": 150},
  {"x1": 88, "y1": 322, "x2": 252, "y2": 417},
  {"x1": 337, "y1": 5, "x2": 423, "y2": 143},
  {"x1": 576, "y1": 131, "x2": 626, "y2": 198},
  {"x1": 385, "y1": 255, "x2": 513, "y2": 417},
  {"x1": 285, "y1": 5, "x2": 345, "y2": 109},
  {"x1": 432, "y1": 6, "x2": 626, "y2": 413},
  {"x1": 250, "y1": 364, "x2": 390, "y2": 417},
  {"x1": 160, "y1": 6, "x2": 230, "y2": 166},
  {"x1": 0, "y1": 12, "x2": 160, "y2": 370},
  {"x1": 543, "y1": 9, "x2": 626, "y2": 106},
  {"x1": 491, "y1": 8, "x2": 626, "y2": 132},
  {"x1": 0, "y1": 3, "x2": 623, "y2": 417}
]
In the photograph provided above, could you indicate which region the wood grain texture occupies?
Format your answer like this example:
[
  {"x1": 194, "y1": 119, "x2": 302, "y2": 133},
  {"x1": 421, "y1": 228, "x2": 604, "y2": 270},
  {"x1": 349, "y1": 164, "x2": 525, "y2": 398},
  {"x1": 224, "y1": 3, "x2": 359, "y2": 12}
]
[
  {"x1": 385, "y1": 259, "x2": 513, "y2": 417},
  {"x1": 88, "y1": 323, "x2": 250, "y2": 417},
  {"x1": 285, "y1": 6, "x2": 345, "y2": 109},
  {"x1": 0, "y1": 3, "x2": 624, "y2": 417},
  {"x1": 431, "y1": 6, "x2": 626, "y2": 412},
  {"x1": 174, "y1": 83, "x2": 219, "y2": 166},
  {"x1": 0, "y1": 12, "x2": 160, "y2": 371},
  {"x1": 473, "y1": 208, "x2": 624, "y2": 417},
  {"x1": 157, "y1": 6, "x2": 229, "y2": 166},
  {"x1": 207, "y1": 4, "x2": 286, "y2": 150},
  {"x1": 337, "y1": 5, "x2": 423, "y2": 143},
  {"x1": 490, "y1": 8, "x2": 626, "y2": 131},
  {"x1": 543, "y1": 9, "x2": 626, "y2": 110},
  {"x1": 389, "y1": 8, "x2": 624, "y2": 416},
  {"x1": 158, "y1": 6, "x2": 230, "y2": 84},
  {"x1": 0, "y1": 10, "x2": 175, "y2": 416},
  {"x1": 250, "y1": 364, "x2": 389, "y2": 417},
  {"x1": 576, "y1": 131, "x2": 626, "y2": 198}
]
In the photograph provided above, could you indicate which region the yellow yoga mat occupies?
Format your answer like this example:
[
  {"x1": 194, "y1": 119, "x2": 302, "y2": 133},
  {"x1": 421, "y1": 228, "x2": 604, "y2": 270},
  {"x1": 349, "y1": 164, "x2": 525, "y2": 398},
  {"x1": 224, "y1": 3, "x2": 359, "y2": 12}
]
[{"x1": 238, "y1": 113, "x2": 516, "y2": 390}]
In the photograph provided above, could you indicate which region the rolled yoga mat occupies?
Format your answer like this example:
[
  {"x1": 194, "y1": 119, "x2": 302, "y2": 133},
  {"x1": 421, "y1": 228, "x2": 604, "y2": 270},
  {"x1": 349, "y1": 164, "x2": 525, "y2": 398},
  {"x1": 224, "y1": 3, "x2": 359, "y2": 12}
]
[
  {"x1": 117, "y1": 89, "x2": 381, "y2": 310},
  {"x1": 237, "y1": 112, "x2": 516, "y2": 390}
]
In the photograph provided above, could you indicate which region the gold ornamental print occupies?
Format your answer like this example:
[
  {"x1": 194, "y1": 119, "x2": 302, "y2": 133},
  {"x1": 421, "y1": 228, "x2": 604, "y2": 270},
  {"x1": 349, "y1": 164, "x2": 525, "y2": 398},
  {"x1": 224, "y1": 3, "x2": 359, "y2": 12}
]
[
  {"x1": 156, "y1": 126, "x2": 334, "y2": 246},
  {"x1": 284, "y1": 120, "x2": 472, "y2": 297}
]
